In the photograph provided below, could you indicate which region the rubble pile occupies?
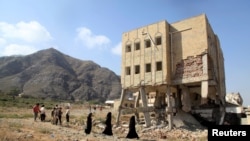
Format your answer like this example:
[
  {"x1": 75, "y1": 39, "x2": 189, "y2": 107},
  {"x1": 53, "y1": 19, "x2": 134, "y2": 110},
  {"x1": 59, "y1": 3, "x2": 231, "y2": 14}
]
[
  {"x1": 109, "y1": 110, "x2": 207, "y2": 140},
  {"x1": 226, "y1": 92, "x2": 243, "y2": 106}
]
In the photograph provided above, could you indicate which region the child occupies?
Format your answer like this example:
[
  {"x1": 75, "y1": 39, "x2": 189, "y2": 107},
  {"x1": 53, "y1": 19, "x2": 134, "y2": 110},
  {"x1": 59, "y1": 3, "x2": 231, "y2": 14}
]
[
  {"x1": 65, "y1": 106, "x2": 70, "y2": 126},
  {"x1": 51, "y1": 107, "x2": 56, "y2": 124},
  {"x1": 56, "y1": 107, "x2": 63, "y2": 125}
]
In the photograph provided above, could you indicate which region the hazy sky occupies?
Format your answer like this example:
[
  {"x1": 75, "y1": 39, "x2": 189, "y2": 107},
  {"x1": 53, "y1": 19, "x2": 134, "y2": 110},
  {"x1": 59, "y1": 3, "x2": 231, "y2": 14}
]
[{"x1": 0, "y1": 0, "x2": 249, "y2": 106}]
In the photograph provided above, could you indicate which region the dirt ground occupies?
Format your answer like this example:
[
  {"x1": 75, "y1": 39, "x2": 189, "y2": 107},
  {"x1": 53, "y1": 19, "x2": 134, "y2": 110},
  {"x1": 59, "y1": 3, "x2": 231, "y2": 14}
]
[{"x1": 0, "y1": 106, "x2": 208, "y2": 141}]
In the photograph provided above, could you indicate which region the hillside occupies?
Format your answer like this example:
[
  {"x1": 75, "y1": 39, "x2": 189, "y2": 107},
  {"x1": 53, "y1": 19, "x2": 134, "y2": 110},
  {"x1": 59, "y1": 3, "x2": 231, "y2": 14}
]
[{"x1": 0, "y1": 48, "x2": 121, "y2": 102}]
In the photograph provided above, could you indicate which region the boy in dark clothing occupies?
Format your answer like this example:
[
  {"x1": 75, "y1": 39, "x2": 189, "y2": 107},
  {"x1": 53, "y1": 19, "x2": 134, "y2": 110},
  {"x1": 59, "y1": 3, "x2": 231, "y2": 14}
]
[
  {"x1": 51, "y1": 107, "x2": 56, "y2": 124},
  {"x1": 55, "y1": 107, "x2": 63, "y2": 125},
  {"x1": 65, "y1": 106, "x2": 70, "y2": 126}
]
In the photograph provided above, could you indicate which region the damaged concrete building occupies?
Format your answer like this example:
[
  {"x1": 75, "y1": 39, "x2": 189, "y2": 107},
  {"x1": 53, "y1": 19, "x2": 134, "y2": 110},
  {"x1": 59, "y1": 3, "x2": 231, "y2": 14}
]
[{"x1": 116, "y1": 14, "x2": 227, "y2": 128}]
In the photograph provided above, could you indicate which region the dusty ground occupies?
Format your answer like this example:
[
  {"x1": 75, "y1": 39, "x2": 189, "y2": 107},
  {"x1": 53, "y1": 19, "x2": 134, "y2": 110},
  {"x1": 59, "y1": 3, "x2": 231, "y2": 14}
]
[{"x1": 0, "y1": 105, "x2": 208, "y2": 141}]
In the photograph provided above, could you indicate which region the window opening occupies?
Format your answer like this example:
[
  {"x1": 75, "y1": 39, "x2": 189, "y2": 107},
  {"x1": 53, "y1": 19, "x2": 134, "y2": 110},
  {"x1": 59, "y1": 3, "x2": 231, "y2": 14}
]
[
  {"x1": 146, "y1": 63, "x2": 151, "y2": 72},
  {"x1": 156, "y1": 36, "x2": 162, "y2": 45},
  {"x1": 135, "y1": 65, "x2": 140, "y2": 74},
  {"x1": 156, "y1": 61, "x2": 162, "y2": 71},
  {"x1": 145, "y1": 40, "x2": 151, "y2": 48},
  {"x1": 135, "y1": 42, "x2": 140, "y2": 50},
  {"x1": 125, "y1": 67, "x2": 131, "y2": 75},
  {"x1": 126, "y1": 45, "x2": 131, "y2": 52}
]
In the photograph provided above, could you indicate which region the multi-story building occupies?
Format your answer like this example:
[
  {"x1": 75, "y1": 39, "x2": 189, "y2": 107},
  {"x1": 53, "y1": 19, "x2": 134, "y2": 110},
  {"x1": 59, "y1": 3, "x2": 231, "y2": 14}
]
[{"x1": 116, "y1": 14, "x2": 226, "y2": 127}]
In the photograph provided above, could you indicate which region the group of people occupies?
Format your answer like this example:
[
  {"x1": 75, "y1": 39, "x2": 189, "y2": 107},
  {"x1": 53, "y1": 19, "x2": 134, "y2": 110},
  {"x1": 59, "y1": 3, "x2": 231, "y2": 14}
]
[
  {"x1": 32, "y1": 103, "x2": 47, "y2": 122},
  {"x1": 32, "y1": 103, "x2": 70, "y2": 126},
  {"x1": 85, "y1": 112, "x2": 139, "y2": 139},
  {"x1": 33, "y1": 103, "x2": 139, "y2": 139}
]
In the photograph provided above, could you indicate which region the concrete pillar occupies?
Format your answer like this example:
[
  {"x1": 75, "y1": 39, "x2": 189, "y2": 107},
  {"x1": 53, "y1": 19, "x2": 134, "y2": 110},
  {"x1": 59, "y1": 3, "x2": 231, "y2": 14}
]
[
  {"x1": 181, "y1": 85, "x2": 191, "y2": 112},
  {"x1": 201, "y1": 80, "x2": 208, "y2": 104},
  {"x1": 139, "y1": 87, "x2": 151, "y2": 127},
  {"x1": 134, "y1": 91, "x2": 140, "y2": 123},
  {"x1": 116, "y1": 89, "x2": 125, "y2": 126},
  {"x1": 152, "y1": 41, "x2": 156, "y2": 85},
  {"x1": 167, "y1": 86, "x2": 173, "y2": 130},
  {"x1": 201, "y1": 53, "x2": 209, "y2": 105}
]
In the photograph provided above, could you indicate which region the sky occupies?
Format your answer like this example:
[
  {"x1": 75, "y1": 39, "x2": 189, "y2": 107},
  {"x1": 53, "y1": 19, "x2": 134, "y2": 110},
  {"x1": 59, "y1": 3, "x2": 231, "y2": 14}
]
[{"x1": 0, "y1": 0, "x2": 249, "y2": 106}]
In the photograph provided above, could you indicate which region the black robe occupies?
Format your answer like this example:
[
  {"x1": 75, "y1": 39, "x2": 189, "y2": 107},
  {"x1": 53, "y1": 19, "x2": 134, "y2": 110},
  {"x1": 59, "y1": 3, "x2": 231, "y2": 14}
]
[
  {"x1": 102, "y1": 112, "x2": 113, "y2": 136},
  {"x1": 85, "y1": 113, "x2": 92, "y2": 134},
  {"x1": 126, "y1": 116, "x2": 139, "y2": 139}
]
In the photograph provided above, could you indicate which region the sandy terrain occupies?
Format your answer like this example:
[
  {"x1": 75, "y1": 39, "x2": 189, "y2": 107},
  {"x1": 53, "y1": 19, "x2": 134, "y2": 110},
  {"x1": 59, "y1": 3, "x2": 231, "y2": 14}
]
[{"x1": 0, "y1": 106, "x2": 208, "y2": 141}]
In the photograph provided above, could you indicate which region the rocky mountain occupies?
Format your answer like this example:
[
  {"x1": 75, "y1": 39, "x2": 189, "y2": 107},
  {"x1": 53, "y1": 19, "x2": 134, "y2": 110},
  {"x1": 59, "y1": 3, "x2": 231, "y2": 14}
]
[{"x1": 0, "y1": 48, "x2": 121, "y2": 102}]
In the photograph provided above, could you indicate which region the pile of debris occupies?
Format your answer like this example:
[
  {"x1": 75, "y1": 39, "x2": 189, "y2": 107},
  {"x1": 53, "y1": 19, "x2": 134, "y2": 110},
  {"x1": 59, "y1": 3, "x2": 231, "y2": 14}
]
[
  {"x1": 226, "y1": 92, "x2": 243, "y2": 106},
  {"x1": 93, "y1": 110, "x2": 207, "y2": 140}
]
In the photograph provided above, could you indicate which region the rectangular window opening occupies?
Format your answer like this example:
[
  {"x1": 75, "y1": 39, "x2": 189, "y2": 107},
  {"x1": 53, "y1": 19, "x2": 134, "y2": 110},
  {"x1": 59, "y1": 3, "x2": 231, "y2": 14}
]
[
  {"x1": 156, "y1": 36, "x2": 162, "y2": 45},
  {"x1": 135, "y1": 42, "x2": 140, "y2": 50},
  {"x1": 145, "y1": 40, "x2": 151, "y2": 48},
  {"x1": 145, "y1": 63, "x2": 151, "y2": 72},
  {"x1": 126, "y1": 45, "x2": 131, "y2": 52},
  {"x1": 125, "y1": 67, "x2": 131, "y2": 75},
  {"x1": 156, "y1": 61, "x2": 162, "y2": 71},
  {"x1": 135, "y1": 65, "x2": 140, "y2": 74}
]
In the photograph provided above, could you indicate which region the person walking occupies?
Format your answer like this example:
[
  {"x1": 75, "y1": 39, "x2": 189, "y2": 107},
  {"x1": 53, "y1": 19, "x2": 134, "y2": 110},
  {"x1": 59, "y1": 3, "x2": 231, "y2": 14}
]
[
  {"x1": 65, "y1": 106, "x2": 70, "y2": 126},
  {"x1": 126, "y1": 115, "x2": 139, "y2": 139},
  {"x1": 51, "y1": 107, "x2": 56, "y2": 124},
  {"x1": 40, "y1": 104, "x2": 46, "y2": 122},
  {"x1": 33, "y1": 103, "x2": 40, "y2": 121},
  {"x1": 102, "y1": 112, "x2": 113, "y2": 136},
  {"x1": 85, "y1": 113, "x2": 92, "y2": 135},
  {"x1": 56, "y1": 107, "x2": 63, "y2": 125}
]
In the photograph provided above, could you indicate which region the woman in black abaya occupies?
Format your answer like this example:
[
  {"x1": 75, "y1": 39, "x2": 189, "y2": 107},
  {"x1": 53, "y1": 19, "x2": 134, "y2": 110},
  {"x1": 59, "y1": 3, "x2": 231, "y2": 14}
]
[
  {"x1": 102, "y1": 112, "x2": 113, "y2": 136},
  {"x1": 85, "y1": 113, "x2": 92, "y2": 135},
  {"x1": 126, "y1": 115, "x2": 139, "y2": 139}
]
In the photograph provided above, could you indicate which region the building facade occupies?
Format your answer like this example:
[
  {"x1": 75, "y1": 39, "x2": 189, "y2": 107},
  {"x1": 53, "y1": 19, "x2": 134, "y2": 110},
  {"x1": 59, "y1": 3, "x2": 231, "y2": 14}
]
[{"x1": 117, "y1": 14, "x2": 226, "y2": 127}]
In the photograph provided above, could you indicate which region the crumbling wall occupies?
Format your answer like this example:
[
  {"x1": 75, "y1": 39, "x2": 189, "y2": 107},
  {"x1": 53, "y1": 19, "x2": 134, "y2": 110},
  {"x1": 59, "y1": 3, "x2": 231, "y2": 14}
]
[{"x1": 175, "y1": 56, "x2": 203, "y2": 79}]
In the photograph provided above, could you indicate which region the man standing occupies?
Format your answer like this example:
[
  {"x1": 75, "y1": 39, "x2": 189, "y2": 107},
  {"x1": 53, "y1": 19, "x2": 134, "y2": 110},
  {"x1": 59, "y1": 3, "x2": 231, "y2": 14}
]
[
  {"x1": 40, "y1": 105, "x2": 46, "y2": 122},
  {"x1": 33, "y1": 103, "x2": 40, "y2": 121}
]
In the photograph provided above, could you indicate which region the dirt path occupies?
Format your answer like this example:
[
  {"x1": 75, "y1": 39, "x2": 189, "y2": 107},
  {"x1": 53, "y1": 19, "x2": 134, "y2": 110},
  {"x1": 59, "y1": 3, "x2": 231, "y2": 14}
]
[
  {"x1": 0, "y1": 107, "x2": 208, "y2": 141},
  {"x1": 0, "y1": 117, "x2": 208, "y2": 141},
  {"x1": 1, "y1": 117, "x2": 138, "y2": 141}
]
